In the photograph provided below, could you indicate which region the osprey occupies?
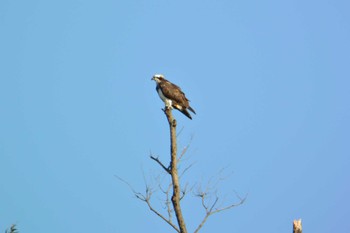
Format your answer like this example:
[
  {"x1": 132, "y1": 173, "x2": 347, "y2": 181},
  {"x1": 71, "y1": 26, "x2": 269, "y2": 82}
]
[{"x1": 152, "y1": 74, "x2": 196, "y2": 119}]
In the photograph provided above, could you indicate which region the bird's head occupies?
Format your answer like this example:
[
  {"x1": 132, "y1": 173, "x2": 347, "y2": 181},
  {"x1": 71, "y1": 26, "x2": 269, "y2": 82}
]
[{"x1": 151, "y1": 74, "x2": 165, "y2": 83}]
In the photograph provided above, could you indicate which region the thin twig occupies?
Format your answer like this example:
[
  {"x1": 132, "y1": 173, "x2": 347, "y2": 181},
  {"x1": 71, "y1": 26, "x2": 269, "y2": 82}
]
[
  {"x1": 178, "y1": 135, "x2": 193, "y2": 162},
  {"x1": 179, "y1": 163, "x2": 195, "y2": 179},
  {"x1": 194, "y1": 193, "x2": 246, "y2": 233},
  {"x1": 165, "y1": 182, "x2": 173, "y2": 221},
  {"x1": 150, "y1": 155, "x2": 170, "y2": 174},
  {"x1": 115, "y1": 175, "x2": 142, "y2": 198},
  {"x1": 116, "y1": 175, "x2": 180, "y2": 232},
  {"x1": 177, "y1": 126, "x2": 185, "y2": 137},
  {"x1": 145, "y1": 197, "x2": 180, "y2": 233}
]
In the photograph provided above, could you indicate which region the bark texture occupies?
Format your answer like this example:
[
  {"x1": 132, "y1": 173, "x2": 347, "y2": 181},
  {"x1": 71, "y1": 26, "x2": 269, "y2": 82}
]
[{"x1": 293, "y1": 219, "x2": 302, "y2": 233}]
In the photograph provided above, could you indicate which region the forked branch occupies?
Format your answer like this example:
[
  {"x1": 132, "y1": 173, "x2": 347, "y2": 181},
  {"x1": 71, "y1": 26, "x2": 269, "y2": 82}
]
[
  {"x1": 115, "y1": 175, "x2": 180, "y2": 232},
  {"x1": 194, "y1": 192, "x2": 246, "y2": 233}
]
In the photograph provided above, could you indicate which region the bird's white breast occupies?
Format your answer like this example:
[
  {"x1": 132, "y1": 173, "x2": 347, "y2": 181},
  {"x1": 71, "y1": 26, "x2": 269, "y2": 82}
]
[{"x1": 157, "y1": 88, "x2": 172, "y2": 107}]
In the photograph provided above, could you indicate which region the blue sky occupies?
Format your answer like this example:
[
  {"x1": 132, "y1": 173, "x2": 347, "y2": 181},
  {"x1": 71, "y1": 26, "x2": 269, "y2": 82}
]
[{"x1": 1, "y1": 0, "x2": 349, "y2": 232}]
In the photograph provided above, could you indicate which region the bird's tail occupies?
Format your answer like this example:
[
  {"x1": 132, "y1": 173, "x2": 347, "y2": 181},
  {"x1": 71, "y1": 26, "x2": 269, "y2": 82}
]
[
  {"x1": 188, "y1": 106, "x2": 196, "y2": 114},
  {"x1": 181, "y1": 109, "x2": 193, "y2": 120}
]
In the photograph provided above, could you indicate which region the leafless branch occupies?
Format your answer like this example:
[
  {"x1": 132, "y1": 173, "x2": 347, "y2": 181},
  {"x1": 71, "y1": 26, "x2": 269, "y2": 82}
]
[
  {"x1": 178, "y1": 135, "x2": 193, "y2": 162},
  {"x1": 192, "y1": 172, "x2": 247, "y2": 233},
  {"x1": 176, "y1": 126, "x2": 184, "y2": 137},
  {"x1": 115, "y1": 174, "x2": 180, "y2": 232},
  {"x1": 165, "y1": 183, "x2": 173, "y2": 221},
  {"x1": 144, "y1": 194, "x2": 180, "y2": 233},
  {"x1": 179, "y1": 182, "x2": 191, "y2": 201},
  {"x1": 158, "y1": 181, "x2": 174, "y2": 222},
  {"x1": 115, "y1": 175, "x2": 144, "y2": 199},
  {"x1": 194, "y1": 192, "x2": 246, "y2": 233},
  {"x1": 150, "y1": 155, "x2": 170, "y2": 174},
  {"x1": 179, "y1": 163, "x2": 195, "y2": 179}
]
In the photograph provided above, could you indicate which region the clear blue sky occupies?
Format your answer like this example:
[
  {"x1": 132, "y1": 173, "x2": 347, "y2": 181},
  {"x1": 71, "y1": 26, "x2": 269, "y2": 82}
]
[{"x1": 1, "y1": 0, "x2": 349, "y2": 232}]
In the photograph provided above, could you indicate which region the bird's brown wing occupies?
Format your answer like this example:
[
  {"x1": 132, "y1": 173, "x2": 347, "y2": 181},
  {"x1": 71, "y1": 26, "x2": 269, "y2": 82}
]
[{"x1": 159, "y1": 81, "x2": 190, "y2": 108}]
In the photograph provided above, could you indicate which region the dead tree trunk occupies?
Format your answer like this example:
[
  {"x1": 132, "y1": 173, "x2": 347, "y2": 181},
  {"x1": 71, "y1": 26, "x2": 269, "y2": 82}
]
[
  {"x1": 293, "y1": 219, "x2": 302, "y2": 233},
  {"x1": 164, "y1": 108, "x2": 188, "y2": 233}
]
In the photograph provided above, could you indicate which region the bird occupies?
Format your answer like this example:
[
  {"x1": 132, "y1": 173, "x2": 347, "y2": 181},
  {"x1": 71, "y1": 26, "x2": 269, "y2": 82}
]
[{"x1": 151, "y1": 74, "x2": 196, "y2": 119}]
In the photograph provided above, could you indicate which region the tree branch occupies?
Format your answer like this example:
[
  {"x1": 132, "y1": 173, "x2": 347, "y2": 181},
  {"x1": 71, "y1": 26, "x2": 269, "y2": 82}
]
[
  {"x1": 115, "y1": 175, "x2": 180, "y2": 232},
  {"x1": 150, "y1": 155, "x2": 170, "y2": 174},
  {"x1": 115, "y1": 175, "x2": 143, "y2": 198},
  {"x1": 144, "y1": 195, "x2": 180, "y2": 233},
  {"x1": 194, "y1": 186, "x2": 246, "y2": 233},
  {"x1": 165, "y1": 183, "x2": 174, "y2": 222}
]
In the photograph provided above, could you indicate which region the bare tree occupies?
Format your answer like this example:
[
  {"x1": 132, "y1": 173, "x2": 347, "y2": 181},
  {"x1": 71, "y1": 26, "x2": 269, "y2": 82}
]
[{"x1": 117, "y1": 108, "x2": 245, "y2": 233}]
